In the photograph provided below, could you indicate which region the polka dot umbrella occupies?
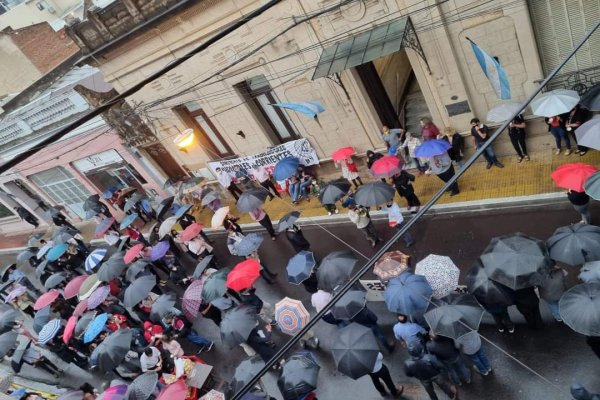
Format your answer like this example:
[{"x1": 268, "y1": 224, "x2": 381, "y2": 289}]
[{"x1": 415, "y1": 254, "x2": 460, "y2": 299}]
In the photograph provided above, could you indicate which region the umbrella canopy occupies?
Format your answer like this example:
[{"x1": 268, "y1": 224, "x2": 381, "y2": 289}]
[
  {"x1": 384, "y1": 271, "x2": 433, "y2": 316},
  {"x1": 316, "y1": 250, "x2": 358, "y2": 291},
  {"x1": 331, "y1": 147, "x2": 355, "y2": 161},
  {"x1": 159, "y1": 216, "x2": 179, "y2": 238},
  {"x1": 330, "y1": 288, "x2": 366, "y2": 320},
  {"x1": 74, "y1": 312, "x2": 95, "y2": 337},
  {"x1": 227, "y1": 259, "x2": 261, "y2": 292},
  {"x1": 580, "y1": 83, "x2": 600, "y2": 111},
  {"x1": 38, "y1": 319, "x2": 62, "y2": 344},
  {"x1": 331, "y1": 323, "x2": 379, "y2": 380},
  {"x1": 124, "y1": 275, "x2": 156, "y2": 308},
  {"x1": 10, "y1": 338, "x2": 30, "y2": 372},
  {"x1": 220, "y1": 305, "x2": 258, "y2": 347},
  {"x1": 584, "y1": 170, "x2": 600, "y2": 201},
  {"x1": 182, "y1": 280, "x2": 204, "y2": 321},
  {"x1": 559, "y1": 282, "x2": 600, "y2": 336},
  {"x1": 123, "y1": 193, "x2": 145, "y2": 213},
  {"x1": 79, "y1": 274, "x2": 101, "y2": 300},
  {"x1": 63, "y1": 315, "x2": 77, "y2": 344},
  {"x1": 95, "y1": 218, "x2": 116, "y2": 238},
  {"x1": 233, "y1": 233, "x2": 264, "y2": 257},
  {"x1": 277, "y1": 211, "x2": 301, "y2": 233},
  {"x1": 579, "y1": 261, "x2": 600, "y2": 283},
  {"x1": 35, "y1": 259, "x2": 49, "y2": 279},
  {"x1": 83, "y1": 194, "x2": 102, "y2": 212},
  {"x1": 150, "y1": 293, "x2": 177, "y2": 323},
  {"x1": 155, "y1": 196, "x2": 175, "y2": 220},
  {"x1": 0, "y1": 331, "x2": 17, "y2": 358},
  {"x1": 57, "y1": 391, "x2": 84, "y2": 400},
  {"x1": 34, "y1": 290, "x2": 60, "y2": 310},
  {"x1": 466, "y1": 262, "x2": 515, "y2": 308},
  {"x1": 273, "y1": 157, "x2": 300, "y2": 181},
  {"x1": 73, "y1": 299, "x2": 89, "y2": 317},
  {"x1": 126, "y1": 372, "x2": 159, "y2": 400},
  {"x1": 201, "y1": 191, "x2": 220, "y2": 206},
  {"x1": 530, "y1": 89, "x2": 580, "y2": 117},
  {"x1": 0, "y1": 309, "x2": 16, "y2": 333},
  {"x1": 150, "y1": 241, "x2": 171, "y2": 261},
  {"x1": 174, "y1": 204, "x2": 192, "y2": 220},
  {"x1": 211, "y1": 207, "x2": 230, "y2": 229},
  {"x1": 5, "y1": 286, "x2": 26, "y2": 304},
  {"x1": 87, "y1": 286, "x2": 110, "y2": 310},
  {"x1": 369, "y1": 155, "x2": 403, "y2": 179},
  {"x1": 157, "y1": 379, "x2": 187, "y2": 400},
  {"x1": 275, "y1": 297, "x2": 310, "y2": 336},
  {"x1": 16, "y1": 248, "x2": 37, "y2": 267},
  {"x1": 278, "y1": 352, "x2": 320, "y2": 400},
  {"x1": 124, "y1": 243, "x2": 145, "y2": 264},
  {"x1": 44, "y1": 273, "x2": 67, "y2": 290},
  {"x1": 486, "y1": 102, "x2": 523, "y2": 122},
  {"x1": 180, "y1": 177, "x2": 206, "y2": 194},
  {"x1": 230, "y1": 356, "x2": 265, "y2": 396},
  {"x1": 550, "y1": 163, "x2": 597, "y2": 192},
  {"x1": 354, "y1": 182, "x2": 395, "y2": 207},
  {"x1": 179, "y1": 224, "x2": 204, "y2": 242},
  {"x1": 424, "y1": 294, "x2": 484, "y2": 339},
  {"x1": 373, "y1": 251, "x2": 410, "y2": 281},
  {"x1": 200, "y1": 390, "x2": 226, "y2": 400},
  {"x1": 236, "y1": 188, "x2": 269, "y2": 212},
  {"x1": 575, "y1": 117, "x2": 600, "y2": 151},
  {"x1": 415, "y1": 254, "x2": 460, "y2": 299},
  {"x1": 286, "y1": 251, "x2": 316, "y2": 284},
  {"x1": 319, "y1": 178, "x2": 352, "y2": 205},
  {"x1": 83, "y1": 313, "x2": 108, "y2": 343},
  {"x1": 126, "y1": 259, "x2": 151, "y2": 282},
  {"x1": 85, "y1": 248, "x2": 108, "y2": 272},
  {"x1": 202, "y1": 268, "x2": 230, "y2": 303},
  {"x1": 92, "y1": 328, "x2": 133, "y2": 373},
  {"x1": 33, "y1": 307, "x2": 51, "y2": 334},
  {"x1": 98, "y1": 385, "x2": 127, "y2": 400},
  {"x1": 414, "y1": 140, "x2": 452, "y2": 158},
  {"x1": 546, "y1": 223, "x2": 600, "y2": 265},
  {"x1": 192, "y1": 256, "x2": 214, "y2": 279},
  {"x1": 119, "y1": 213, "x2": 138, "y2": 230},
  {"x1": 47, "y1": 243, "x2": 68, "y2": 262}
]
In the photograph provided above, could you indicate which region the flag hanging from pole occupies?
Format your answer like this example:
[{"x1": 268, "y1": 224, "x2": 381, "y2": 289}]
[{"x1": 467, "y1": 37, "x2": 511, "y2": 100}]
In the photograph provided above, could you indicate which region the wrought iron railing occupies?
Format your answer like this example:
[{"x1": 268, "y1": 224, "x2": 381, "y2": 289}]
[{"x1": 536, "y1": 65, "x2": 600, "y2": 94}]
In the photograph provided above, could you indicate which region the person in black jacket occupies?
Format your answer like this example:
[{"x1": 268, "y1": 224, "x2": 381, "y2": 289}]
[
  {"x1": 246, "y1": 321, "x2": 280, "y2": 367},
  {"x1": 567, "y1": 189, "x2": 592, "y2": 224},
  {"x1": 426, "y1": 333, "x2": 471, "y2": 385},
  {"x1": 404, "y1": 342, "x2": 458, "y2": 400},
  {"x1": 366, "y1": 150, "x2": 386, "y2": 183},
  {"x1": 14, "y1": 207, "x2": 39, "y2": 228},
  {"x1": 391, "y1": 171, "x2": 421, "y2": 213},
  {"x1": 441, "y1": 127, "x2": 465, "y2": 168},
  {"x1": 285, "y1": 224, "x2": 310, "y2": 252},
  {"x1": 514, "y1": 286, "x2": 543, "y2": 330},
  {"x1": 351, "y1": 306, "x2": 394, "y2": 353}
]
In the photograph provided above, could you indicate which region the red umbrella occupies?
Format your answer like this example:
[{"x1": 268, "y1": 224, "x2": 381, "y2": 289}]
[
  {"x1": 226, "y1": 259, "x2": 260, "y2": 292},
  {"x1": 180, "y1": 223, "x2": 205, "y2": 242},
  {"x1": 63, "y1": 315, "x2": 77, "y2": 344},
  {"x1": 33, "y1": 290, "x2": 60, "y2": 310},
  {"x1": 551, "y1": 163, "x2": 598, "y2": 192},
  {"x1": 124, "y1": 243, "x2": 145, "y2": 264},
  {"x1": 370, "y1": 155, "x2": 404, "y2": 178},
  {"x1": 64, "y1": 275, "x2": 89, "y2": 299},
  {"x1": 157, "y1": 379, "x2": 187, "y2": 400},
  {"x1": 332, "y1": 147, "x2": 355, "y2": 161},
  {"x1": 73, "y1": 299, "x2": 89, "y2": 317}
]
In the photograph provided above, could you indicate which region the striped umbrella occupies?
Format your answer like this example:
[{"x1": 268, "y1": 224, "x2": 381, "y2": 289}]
[
  {"x1": 95, "y1": 218, "x2": 116, "y2": 238},
  {"x1": 182, "y1": 280, "x2": 204, "y2": 321},
  {"x1": 33, "y1": 290, "x2": 60, "y2": 310},
  {"x1": 415, "y1": 254, "x2": 460, "y2": 299},
  {"x1": 79, "y1": 274, "x2": 101, "y2": 300},
  {"x1": 275, "y1": 297, "x2": 310, "y2": 336},
  {"x1": 85, "y1": 248, "x2": 108, "y2": 272},
  {"x1": 87, "y1": 286, "x2": 110, "y2": 310},
  {"x1": 47, "y1": 244, "x2": 68, "y2": 262},
  {"x1": 64, "y1": 275, "x2": 89, "y2": 299},
  {"x1": 38, "y1": 319, "x2": 61, "y2": 344}
]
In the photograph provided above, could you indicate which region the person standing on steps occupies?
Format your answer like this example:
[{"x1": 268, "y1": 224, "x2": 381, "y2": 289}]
[
  {"x1": 567, "y1": 105, "x2": 590, "y2": 156},
  {"x1": 470, "y1": 118, "x2": 504, "y2": 170},
  {"x1": 429, "y1": 152, "x2": 460, "y2": 197},
  {"x1": 440, "y1": 127, "x2": 465, "y2": 169}
]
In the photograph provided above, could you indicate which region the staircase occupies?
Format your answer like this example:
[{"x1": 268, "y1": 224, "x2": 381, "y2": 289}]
[{"x1": 402, "y1": 78, "x2": 429, "y2": 135}]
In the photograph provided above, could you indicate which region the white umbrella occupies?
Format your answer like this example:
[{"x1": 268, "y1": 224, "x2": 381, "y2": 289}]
[
  {"x1": 158, "y1": 216, "x2": 178, "y2": 238},
  {"x1": 486, "y1": 102, "x2": 523, "y2": 123},
  {"x1": 211, "y1": 206, "x2": 230, "y2": 229},
  {"x1": 415, "y1": 254, "x2": 460, "y2": 299},
  {"x1": 530, "y1": 89, "x2": 580, "y2": 117},
  {"x1": 575, "y1": 117, "x2": 600, "y2": 150}
]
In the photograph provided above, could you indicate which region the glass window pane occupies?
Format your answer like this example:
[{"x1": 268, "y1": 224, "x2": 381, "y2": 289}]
[
  {"x1": 255, "y1": 94, "x2": 292, "y2": 139},
  {"x1": 193, "y1": 115, "x2": 229, "y2": 154}
]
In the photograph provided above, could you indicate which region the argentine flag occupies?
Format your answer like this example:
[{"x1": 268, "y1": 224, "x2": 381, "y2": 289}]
[{"x1": 468, "y1": 38, "x2": 511, "y2": 100}]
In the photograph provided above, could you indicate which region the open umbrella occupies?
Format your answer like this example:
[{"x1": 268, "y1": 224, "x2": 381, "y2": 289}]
[
  {"x1": 63, "y1": 316, "x2": 77, "y2": 345},
  {"x1": 414, "y1": 140, "x2": 452, "y2": 158},
  {"x1": 155, "y1": 196, "x2": 175, "y2": 221},
  {"x1": 415, "y1": 254, "x2": 460, "y2": 299},
  {"x1": 180, "y1": 177, "x2": 206, "y2": 195},
  {"x1": 174, "y1": 204, "x2": 192, "y2": 220},
  {"x1": 230, "y1": 356, "x2": 265, "y2": 396},
  {"x1": 236, "y1": 189, "x2": 269, "y2": 213},
  {"x1": 150, "y1": 241, "x2": 171, "y2": 261},
  {"x1": 319, "y1": 178, "x2": 351, "y2": 205},
  {"x1": 34, "y1": 290, "x2": 60, "y2": 310},
  {"x1": 126, "y1": 372, "x2": 159, "y2": 400},
  {"x1": 35, "y1": 259, "x2": 49, "y2": 279},
  {"x1": 331, "y1": 147, "x2": 354, "y2": 161},
  {"x1": 331, "y1": 323, "x2": 379, "y2": 379},
  {"x1": 192, "y1": 256, "x2": 214, "y2": 279},
  {"x1": 157, "y1": 379, "x2": 187, "y2": 400},
  {"x1": 546, "y1": 224, "x2": 600, "y2": 265},
  {"x1": 580, "y1": 83, "x2": 600, "y2": 111},
  {"x1": 95, "y1": 218, "x2": 116, "y2": 238},
  {"x1": 87, "y1": 286, "x2": 110, "y2": 310},
  {"x1": 124, "y1": 243, "x2": 145, "y2": 264},
  {"x1": 575, "y1": 117, "x2": 600, "y2": 151},
  {"x1": 354, "y1": 182, "x2": 395, "y2": 207},
  {"x1": 530, "y1": 89, "x2": 580, "y2": 117},
  {"x1": 233, "y1": 233, "x2": 264, "y2": 257},
  {"x1": 584, "y1": 170, "x2": 600, "y2": 201},
  {"x1": 227, "y1": 259, "x2": 261, "y2": 292},
  {"x1": 16, "y1": 248, "x2": 37, "y2": 267},
  {"x1": 179, "y1": 224, "x2": 204, "y2": 242},
  {"x1": 38, "y1": 319, "x2": 62, "y2": 344},
  {"x1": 278, "y1": 352, "x2": 320, "y2": 400},
  {"x1": 124, "y1": 193, "x2": 145, "y2": 213},
  {"x1": 486, "y1": 102, "x2": 523, "y2": 122},
  {"x1": 46, "y1": 243, "x2": 68, "y2": 262},
  {"x1": 201, "y1": 191, "x2": 220, "y2": 206},
  {"x1": 150, "y1": 293, "x2": 177, "y2": 323},
  {"x1": 26, "y1": 232, "x2": 44, "y2": 247},
  {"x1": 369, "y1": 155, "x2": 403, "y2": 179},
  {"x1": 424, "y1": 294, "x2": 484, "y2": 339},
  {"x1": 124, "y1": 275, "x2": 156, "y2": 308},
  {"x1": 103, "y1": 188, "x2": 116, "y2": 199},
  {"x1": 330, "y1": 287, "x2": 366, "y2": 320},
  {"x1": 126, "y1": 259, "x2": 151, "y2": 282},
  {"x1": 551, "y1": 163, "x2": 597, "y2": 192},
  {"x1": 83, "y1": 313, "x2": 108, "y2": 343},
  {"x1": 4, "y1": 286, "x2": 26, "y2": 304},
  {"x1": 0, "y1": 331, "x2": 17, "y2": 358},
  {"x1": 119, "y1": 213, "x2": 138, "y2": 230},
  {"x1": 79, "y1": 274, "x2": 101, "y2": 300},
  {"x1": 182, "y1": 280, "x2": 204, "y2": 321},
  {"x1": 559, "y1": 283, "x2": 600, "y2": 335},
  {"x1": 373, "y1": 251, "x2": 410, "y2": 281},
  {"x1": 480, "y1": 232, "x2": 551, "y2": 290},
  {"x1": 85, "y1": 248, "x2": 108, "y2": 272},
  {"x1": 202, "y1": 268, "x2": 230, "y2": 302},
  {"x1": 0, "y1": 309, "x2": 16, "y2": 333},
  {"x1": 98, "y1": 253, "x2": 128, "y2": 282},
  {"x1": 73, "y1": 299, "x2": 89, "y2": 317},
  {"x1": 33, "y1": 307, "x2": 51, "y2": 334},
  {"x1": 466, "y1": 262, "x2": 515, "y2": 308},
  {"x1": 384, "y1": 271, "x2": 433, "y2": 316},
  {"x1": 159, "y1": 216, "x2": 179, "y2": 238},
  {"x1": 579, "y1": 261, "x2": 600, "y2": 283},
  {"x1": 286, "y1": 251, "x2": 316, "y2": 284},
  {"x1": 211, "y1": 207, "x2": 230, "y2": 229},
  {"x1": 316, "y1": 250, "x2": 358, "y2": 291},
  {"x1": 83, "y1": 194, "x2": 102, "y2": 212},
  {"x1": 44, "y1": 273, "x2": 67, "y2": 290},
  {"x1": 277, "y1": 211, "x2": 301, "y2": 233},
  {"x1": 220, "y1": 305, "x2": 258, "y2": 347},
  {"x1": 275, "y1": 297, "x2": 310, "y2": 336},
  {"x1": 98, "y1": 384, "x2": 127, "y2": 400},
  {"x1": 74, "y1": 312, "x2": 95, "y2": 338},
  {"x1": 10, "y1": 338, "x2": 31, "y2": 373},
  {"x1": 273, "y1": 157, "x2": 300, "y2": 181}
]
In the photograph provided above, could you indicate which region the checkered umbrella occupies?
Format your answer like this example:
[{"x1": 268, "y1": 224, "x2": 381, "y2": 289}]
[
  {"x1": 38, "y1": 319, "x2": 61, "y2": 344},
  {"x1": 415, "y1": 254, "x2": 460, "y2": 299},
  {"x1": 373, "y1": 251, "x2": 410, "y2": 281},
  {"x1": 85, "y1": 248, "x2": 107, "y2": 272},
  {"x1": 87, "y1": 286, "x2": 110, "y2": 310},
  {"x1": 233, "y1": 233, "x2": 264, "y2": 257},
  {"x1": 275, "y1": 297, "x2": 310, "y2": 336},
  {"x1": 182, "y1": 280, "x2": 204, "y2": 321}
]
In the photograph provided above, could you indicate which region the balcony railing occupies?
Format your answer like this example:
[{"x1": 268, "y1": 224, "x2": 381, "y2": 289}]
[{"x1": 536, "y1": 65, "x2": 600, "y2": 95}]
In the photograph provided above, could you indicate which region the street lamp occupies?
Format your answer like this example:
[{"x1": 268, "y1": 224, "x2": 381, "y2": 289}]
[{"x1": 173, "y1": 128, "x2": 195, "y2": 151}]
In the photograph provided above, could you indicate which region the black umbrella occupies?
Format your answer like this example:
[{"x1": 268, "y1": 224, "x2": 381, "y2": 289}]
[
  {"x1": 319, "y1": 178, "x2": 351, "y2": 205},
  {"x1": 0, "y1": 264, "x2": 15, "y2": 282},
  {"x1": 92, "y1": 328, "x2": 133, "y2": 373},
  {"x1": 546, "y1": 224, "x2": 600, "y2": 266},
  {"x1": 220, "y1": 305, "x2": 258, "y2": 347},
  {"x1": 75, "y1": 312, "x2": 96, "y2": 338},
  {"x1": 33, "y1": 307, "x2": 51, "y2": 334},
  {"x1": 354, "y1": 181, "x2": 395, "y2": 207},
  {"x1": 316, "y1": 250, "x2": 358, "y2": 291},
  {"x1": 16, "y1": 248, "x2": 37, "y2": 267},
  {"x1": 236, "y1": 188, "x2": 269, "y2": 212},
  {"x1": 331, "y1": 287, "x2": 366, "y2": 320},
  {"x1": 44, "y1": 273, "x2": 67, "y2": 290},
  {"x1": 43, "y1": 206, "x2": 62, "y2": 219},
  {"x1": 230, "y1": 355, "x2": 265, "y2": 395},
  {"x1": 126, "y1": 371, "x2": 158, "y2": 400},
  {"x1": 286, "y1": 251, "x2": 316, "y2": 285},
  {"x1": 124, "y1": 193, "x2": 145, "y2": 213},
  {"x1": 277, "y1": 351, "x2": 320, "y2": 400},
  {"x1": 124, "y1": 275, "x2": 156, "y2": 308},
  {"x1": 331, "y1": 323, "x2": 379, "y2": 380},
  {"x1": 580, "y1": 83, "x2": 600, "y2": 111},
  {"x1": 277, "y1": 211, "x2": 301, "y2": 233},
  {"x1": 0, "y1": 331, "x2": 18, "y2": 359},
  {"x1": 149, "y1": 293, "x2": 176, "y2": 323},
  {"x1": 126, "y1": 259, "x2": 151, "y2": 282},
  {"x1": 10, "y1": 338, "x2": 31, "y2": 373},
  {"x1": 559, "y1": 282, "x2": 600, "y2": 336},
  {"x1": 466, "y1": 262, "x2": 515, "y2": 308},
  {"x1": 97, "y1": 252, "x2": 128, "y2": 282},
  {"x1": 0, "y1": 309, "x2": 16, "y2": 334},
  {"x1": 480, "y1": 233, "x2": 551, "y2": 290},
  {"x1": 154, "y1": 196, "x2": 175, "y2": 221},
  {"x1": 83, "y1": 194, "x2": 102, "y2": 212},
  {"x1": 202, "y1": 268, "x2": 230, "y2": 302},
  {"x1": 424, "y1": 293, "x2": 485, "y2": 339},
  {"x1": 192, "y1": 256, "x2": 214, "y2": 279}
]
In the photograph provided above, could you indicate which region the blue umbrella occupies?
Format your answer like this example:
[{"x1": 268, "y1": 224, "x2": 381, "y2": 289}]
[
  {"x1": 414, "y1": 140, "x2": 452, "y2": 158},
  {"x1": 384, "y1": 271, "x2": 433, "y2": 317},
  {"x1": 273, "y1": 157, "x2": 300, "y2": 181},
  {"x1": 174, "y1": 204, "x2": 192, "y2": 219},
  {"x1": 46, "y1": 243, "x2": 69, "y2": 262},
  {"x1": 38, "y1": 319, "x2": 61, "y2": 344},
  {"x1": 83, "y1": 313, "x2": 108, "y2": 344},
  {"x1": 85, "y1": 248, "x2": 107, "y2": 272},
  {"x1": 102, "y1": 188, "x2": 117, "y2": 199},
  {"x1": 119, "y1": 213, "x2": 138, "y2": 230},
  {"x1": 234, "y1": 233, "x2": 264, "y2": 256},
  {"x1": 271, "y1": 101, "x2": 325, "y2": 119},
  {"x1": 287, "y1": 251, "x2": 316, "y2": 285},
  {"x1": 150, "y1": 241, "x2": 170, "y2": 261}
]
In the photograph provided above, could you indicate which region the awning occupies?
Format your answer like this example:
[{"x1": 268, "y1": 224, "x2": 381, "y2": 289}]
[{"x1": 312, "y1": 16, "x2": 429, "y2": 80}]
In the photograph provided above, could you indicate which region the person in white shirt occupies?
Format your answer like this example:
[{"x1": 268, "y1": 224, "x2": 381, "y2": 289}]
[
  {"x1": 253, "y1": 166, "x2": 280, "y2": 200},
  {"x1": 140, "y1": 346, "x2": 162, "y2": 372},
  {"x1": 382, "y1": 201, "x2": 414, "y2": 247},
  {"x1": 368, "y1": 352, "x2": 404, "y2": 397},
  {"x1": 215, "y1": 167, "x2": 243, "y2": 200},
  {"x1": 347, "y1": 204, "x2": 381, "y2": 248}
]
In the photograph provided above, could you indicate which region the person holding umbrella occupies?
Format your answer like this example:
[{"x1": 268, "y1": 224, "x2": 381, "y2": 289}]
[
  {"x1": 404, "y1": 341, "x2": 458, "y2": 400},
  {"x1": 249, "y1": 207, "x2": 277, "y2": 240},
  {"x1": 426, "y1": 333, "x2": 471, "y2": 386},
  {"x1": 507, "y1": 115, "x2": 529, "y2": 162},
  {"x1": 393, "y1": 314, "x2": 427, "y2": 347},
  {"x1": 216, "y1": 167, "x2": 244, "y2": 200},
  {"x1": 253, "y1": 165, "x2": 281, "y2": 200},
  {"x1": 546, "y1": 114, "x2": 572, "y2": 155},
  {"x1": 351, "y1": 306, "x2": 395, "y2": 353},
  {"x1": 382, "y1": 201, "x2": 415, "y2": 247},
  {"x1": 369, "y1": 352, "x2": 404, "y2": 398},
  {"x1": 335, "y1": 157, "x2": 363, "y2": 189},
  {"x1": 162, "y1": 313, "x2": 214, "y2": 353},
  {"x1": 429, "y1": 151, "x2": 460, "y2": 197},
  {"x1": 10, "y1": 341, "x2": 63, "y2": 378},
  {"x1": 539, "y1": 264, "x2": 567, "y2": 322},
  {"x1": 440, "y1": 127, "x2": 465, "y2": 168},
  {"x1": 51, "y1": 209, "x2": 78, "y2": 231},
  {"x1": 567, "y1": 188, "x2": 592, "y2": 224},
  {"x1": 400, "y1": 132, "x2": 427, "y2": 173},
  {"x1": 347, "y1": 204, "x2": 381, "y2": 248},
  {"x1": 309, "y1": 177, "x2": 338, "y2": 215},
  {"x1": 514, "y1": 286, "x2": 544, "y2": 329}
]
